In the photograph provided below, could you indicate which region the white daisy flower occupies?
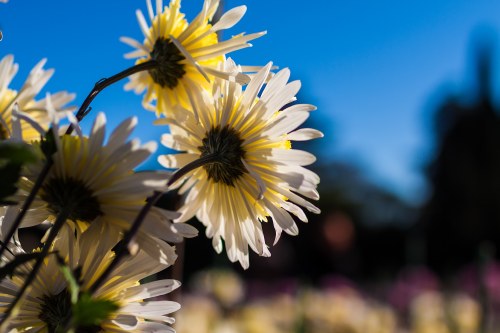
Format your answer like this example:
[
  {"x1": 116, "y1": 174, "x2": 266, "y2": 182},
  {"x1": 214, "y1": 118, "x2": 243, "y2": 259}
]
[
  {"x1": 157, "y1": 60, "x2": 322, "y2": 268},
  {"x1": 121, "y1": 0, "x2": 265, "y2": 116},
  {"x1": 0, "y1": 55, "x2": 75, "y2": 142},
  {"x1": 0, "y1": 222, "x2": 180, "y2": 332},
  {"x1": 3, "y1": 110, "x2": 197, "y2": 263}
]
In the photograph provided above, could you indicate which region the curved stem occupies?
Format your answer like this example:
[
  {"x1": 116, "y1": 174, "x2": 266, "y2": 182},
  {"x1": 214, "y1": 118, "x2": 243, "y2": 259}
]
[
  {"x1": 0, "y1": 208, "x2": 70, "y2": 327},
  {"x1": 167, "y1": 154, "x2": 219, "y2": 187},
  {"x1": 88, "y1": 191, "x2": 163, "y2": 294},
  {"x1": 66, "y1": 60, "x2": 157, "y2": 134},
  {"x1": 0, "y1": 60, "x2": 161, "y2": 323},
  {"x1": 0, "y1": 61, "x2": 159, "y2": 257}
]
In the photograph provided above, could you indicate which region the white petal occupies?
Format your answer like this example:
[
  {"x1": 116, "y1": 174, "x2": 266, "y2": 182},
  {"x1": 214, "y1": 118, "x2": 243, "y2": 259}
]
[
  {"x1": 136, "y1": 9, "x2": 151, "y2": 41},
  {"x1": 136, "y1": 322, "x2": 175, "y2": 332},
  {"x1": 112, "y1": 315, "x2": 138, "y2": 330},
  {"x1": 268, "y1": 148, "x2": 317, "y2": 166},
  {"x1": 286, "y1": 128, "x2": 324, "y2": 141},
  {"x1": 238, "y1": 62, "x2": 272, "y2": 113},
  {"x1": 261, "y1": 68, "x2": 290, "y2": 102},
  {"x1": 120, "y1": 36, "x2": 151, "y2": 53},
  {"x1": 262, "y1": 111, "x2": 309, "y2": 138},
  {"x1": 283, "y1": 103, "x2": 317, "y2": 113},
  {"x1": 120, "y1": 301, "x2": 181, "y2": 316},
  {"x1": 264, "y1": 81, "x2": 301, "y2": 118},
  {"x1": 282, "y1": 201, "x2": 308, "y2": 222},
  {"x1": 171, "y1": 222, "x2": 199, "y2": 238},
  {"x1": 211, "y1": 5, "x2": 246, "y2": 31},
  {"x1": 122, "y1": 280, "x2": 181, "y2": 302},
  {"x1": 89, "y1": 112, "x2": 106, "y2": 157},
  {"x1": 106, "y1": 116, "x2": 137, "y2": 153}
]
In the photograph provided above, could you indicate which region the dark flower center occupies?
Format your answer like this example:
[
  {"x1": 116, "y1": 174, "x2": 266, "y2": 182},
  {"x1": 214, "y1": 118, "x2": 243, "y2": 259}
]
[
  {"x1": 39, "y1": 289, "x2": 101, "y2": 333},
  {"x1": 199, "y1": 125, "x2": 247, "y2": 186},
  {"x1": 39, "y1": 289, "x2": 71, "y2": 332},
  {"x1": 149, "y1": 37, "x2": 186, "y2": 88},
  {"x1": 40, "y1": 177, "x2": 102, "y2": 222}
]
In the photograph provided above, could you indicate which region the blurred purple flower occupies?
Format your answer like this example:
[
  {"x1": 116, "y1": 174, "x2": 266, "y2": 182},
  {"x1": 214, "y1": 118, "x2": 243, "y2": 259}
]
[
  {"x1": 459, "y1": 261, "x2": 500, "y2": 304},
  {"x1": 388, "y1": 266, "x2": 440, "y2": 313}
]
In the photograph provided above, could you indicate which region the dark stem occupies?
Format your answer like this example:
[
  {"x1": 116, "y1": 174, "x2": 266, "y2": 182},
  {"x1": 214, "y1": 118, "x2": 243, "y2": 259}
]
[
  {"x1": 65, "y1": 60, "x2": 158, "y2": 134},
  {"x1": 0, "y1": 60, "x2": 160, "y2": 325},
  {"x1": 88, "y1": 191, "x2": 163, "y2": 294},
  {"x1": 0, "y1": 61, "x2": 159, "y2": 258},
  {"x1": 0, "y1": 159, "x2": 53, "y2": 259},
  {"x1": 167, "y1": 153, "x2": 219, "y2": 187},
  {"x1": 0, "y1": 208, "x2": 70, "y2": 326}
]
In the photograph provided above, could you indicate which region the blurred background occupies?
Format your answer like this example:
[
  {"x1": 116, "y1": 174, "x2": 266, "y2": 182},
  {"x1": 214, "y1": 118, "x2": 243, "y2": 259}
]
[{"x1": 3, "y1": 0, "x2": 500, "y2": 331}]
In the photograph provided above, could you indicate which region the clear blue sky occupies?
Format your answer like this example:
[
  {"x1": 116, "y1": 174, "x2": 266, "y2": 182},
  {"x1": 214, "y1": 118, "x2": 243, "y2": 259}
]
[{"x1": 2, "y1": 0, "x2": 500, "y2": 203}]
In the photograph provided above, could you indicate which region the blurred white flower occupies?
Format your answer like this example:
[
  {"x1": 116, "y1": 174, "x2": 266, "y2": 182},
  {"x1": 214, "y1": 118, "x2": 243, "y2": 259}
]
[{"x1": 0, "y1": 55, "x2": 74, "y2": 142}]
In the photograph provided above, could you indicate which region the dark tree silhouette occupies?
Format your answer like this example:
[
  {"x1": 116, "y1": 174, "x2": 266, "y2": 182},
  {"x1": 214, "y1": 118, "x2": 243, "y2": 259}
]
[{"x1": 420, "y1": 40, "x2": 500, "y2": 275}]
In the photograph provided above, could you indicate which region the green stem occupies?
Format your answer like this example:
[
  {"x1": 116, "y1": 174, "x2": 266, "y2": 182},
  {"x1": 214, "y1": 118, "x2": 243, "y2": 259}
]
[
  {"x1": 88, "y1": 191, "x2": 163, "y2": 294},
  {"x1": 0, "y1": 208, "x2": 71, "y2": 326}
]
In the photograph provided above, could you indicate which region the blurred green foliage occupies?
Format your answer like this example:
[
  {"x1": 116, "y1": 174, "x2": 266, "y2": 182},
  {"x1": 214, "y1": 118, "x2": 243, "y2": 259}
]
[{"x1": 0, "y1": 141, "x2": 38, "y2": 205}]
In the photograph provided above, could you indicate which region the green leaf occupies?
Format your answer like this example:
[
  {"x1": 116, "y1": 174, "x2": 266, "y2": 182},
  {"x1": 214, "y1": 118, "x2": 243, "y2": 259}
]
[
  {"x1": 55, "y1": 260, "x2": 119, "y2": 332},
  {"x1": 0, "y1": 141, "x2": 38, "y2": 165},
  {"x1": 40, "y1": 128, "x2": 57, "y2": 160},
  {"x1": 72, "y1": 293, "x2": 119, "y2": 328},
  {"x1": 0, "y1": 141, "x2": 37, "y2": 161},
  {"x1": 0, "y1": 141, "x2": 39, "y2": 204},
  {"x1": 0, "y1": 163, "x2": 22, "y2": 205},
  {"x1": 56, "y1": 256, "x2": 80, "y2": 304}
]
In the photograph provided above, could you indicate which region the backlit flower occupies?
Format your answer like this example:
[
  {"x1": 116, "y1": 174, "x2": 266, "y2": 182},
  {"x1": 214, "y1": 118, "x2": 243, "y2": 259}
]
[
  {"x1": 157, "y1": 60, "x2": 322, "y2": 268},
  {"x1": 4, "y1": 110, "x2": 196, "y2": 262},
  {"x1": 0, "y1": 222, "x2": 180, "y2": 332},
  {"x1": 0, "y1": 55, "x2": 74, "y2": 141},
  {"x1": 121, "y1": 0, "x2": 265, "y2": 116}
]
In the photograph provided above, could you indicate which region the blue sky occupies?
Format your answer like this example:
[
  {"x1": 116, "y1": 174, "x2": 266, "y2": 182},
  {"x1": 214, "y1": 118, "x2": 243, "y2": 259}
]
[{"x1": 2, "y1": 0, "x2": 500, "y2": 203}]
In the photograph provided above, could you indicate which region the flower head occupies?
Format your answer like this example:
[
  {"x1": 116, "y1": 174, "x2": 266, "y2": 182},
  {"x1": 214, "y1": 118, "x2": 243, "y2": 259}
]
[
  {"x1": 157, "y1": 60, "x2": 322, "y2": 268},
  {"x1": 0, "y1": 55, "x2": 75, "y2": 141},
  {"x1": 121, "y1": 0, "x2": 265, "y2": 116},
  {"x1": 4, "y1": 110, "x2": 196, "y2": 262},
  {"x1": 0, "y1": 222, "x2": 180, "y2": 332}
]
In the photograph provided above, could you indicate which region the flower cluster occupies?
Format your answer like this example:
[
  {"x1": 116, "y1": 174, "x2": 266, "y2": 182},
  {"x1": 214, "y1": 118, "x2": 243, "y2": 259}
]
[
  {"x1": 175, "y1": 269, "x2": 483, "y2": 333},
  {"x1": 0, "y1": 0, "x2": 322, "y2": 331}
]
